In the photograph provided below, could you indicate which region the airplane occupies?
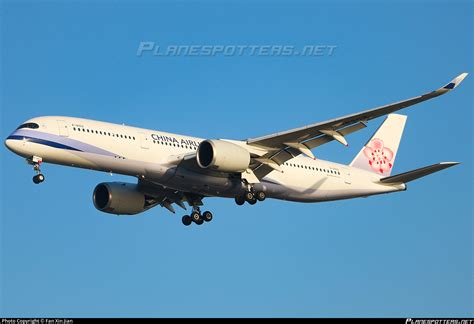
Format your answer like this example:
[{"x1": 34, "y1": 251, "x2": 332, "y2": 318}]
[{"x1": 4, "y1": 73, "x2": 468, "y2": 226}]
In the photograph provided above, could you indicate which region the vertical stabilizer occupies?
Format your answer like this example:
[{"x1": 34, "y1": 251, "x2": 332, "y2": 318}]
[{"x1": 350, "y1": 114, "x2": 407, "y2": 176}]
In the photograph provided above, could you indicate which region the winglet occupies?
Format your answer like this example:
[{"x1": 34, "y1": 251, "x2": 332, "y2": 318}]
[{"x1": 441, "y1": 72, "x2": 468, "y2": 91}]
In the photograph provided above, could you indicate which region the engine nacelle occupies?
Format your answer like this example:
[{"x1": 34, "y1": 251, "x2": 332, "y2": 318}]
[
  {"x1": 93, "y1": 182, "x2": 147, "y2": 215},
  {"x1": 197, "y1": 140, "x2": 251, "y2": 173}
]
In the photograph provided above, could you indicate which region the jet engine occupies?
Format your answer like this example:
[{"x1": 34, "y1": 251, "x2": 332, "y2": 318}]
[
  {"x1": 197, "y1": 140, "x2": 251, "y2": 172},
  {"x1": 93, "y1": 182, "x2": 147, "y2": 215}
]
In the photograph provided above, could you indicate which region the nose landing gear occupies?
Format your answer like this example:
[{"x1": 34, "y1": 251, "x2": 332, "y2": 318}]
[
  {"x1": 28, "y1": 156, "x2": 45, "y2": 184},
  {"x1": 33, "y1": 173, "x2": 45, "y2": 184}
]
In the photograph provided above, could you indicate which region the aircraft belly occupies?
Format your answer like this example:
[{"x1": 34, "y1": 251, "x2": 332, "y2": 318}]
[
  {"x1": 262, "y1": 171, "x2": 331, "y2": 202},
  {"x1": 158, "y1": 167, "x2": 244, "y2": 198}
]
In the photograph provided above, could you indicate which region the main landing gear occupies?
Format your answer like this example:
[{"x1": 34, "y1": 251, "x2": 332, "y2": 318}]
[
  {"x1": 235, "y1": 189, "x2": 266, "y2": 206},
  {"x1": 28, "y1": 156, "x2": 45, "y2": 184},
  {"x1": 182, "y1": 207, "x2": 213, "y2": 227}
]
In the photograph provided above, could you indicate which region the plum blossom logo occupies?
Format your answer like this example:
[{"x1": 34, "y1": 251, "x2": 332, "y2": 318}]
[{"x1": 363, "y1": 138, "x2": 394, "y2": 174}]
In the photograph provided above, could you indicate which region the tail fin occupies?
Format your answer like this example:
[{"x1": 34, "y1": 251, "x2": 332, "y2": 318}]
[{"x1": 350, "y1": 114, "x2": 407, "y2": 176}]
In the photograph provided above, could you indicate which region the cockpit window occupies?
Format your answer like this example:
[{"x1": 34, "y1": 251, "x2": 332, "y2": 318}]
[{"x1": 16, "y1": 122, "x2": 39, "y2": 130}]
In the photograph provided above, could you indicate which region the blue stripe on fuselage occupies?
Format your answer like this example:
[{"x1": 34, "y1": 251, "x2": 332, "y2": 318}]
[
  {"x1": 7, "y1": 135, "x2": 83, "y2": 152},
  {"x1": 9, "y1": 129, "x2": 117, "y2": 157}
]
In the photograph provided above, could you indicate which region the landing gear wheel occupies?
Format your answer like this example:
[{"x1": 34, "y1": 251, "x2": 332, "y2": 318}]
[
  {"x1": 182, "y1": 215, "x2": 192, "y2": 226},
  {"x1": 245, "y1": 191, "x2": 255, "y2": 202},
  {"x1": 33, "y1": 174, "x2": 45, "y2": 184},
  {"x1": 235, "y1": 195, "x2": 245, "y2": 206},
  {"x1": 191, "y1": 211, "x2": 201, "y2": 223},
  {"x1": 256, "y1": 191, "x2": 266, "y2": 202},
  {"x1": 248, "y1": 198, "x2": 257, "y2": 205},
  {"x1": 195, "y1": 218, "x2": 204, "y2": 225},
  {"x1": 203, "y1": 211, "x2": 213, "y2": 222}
]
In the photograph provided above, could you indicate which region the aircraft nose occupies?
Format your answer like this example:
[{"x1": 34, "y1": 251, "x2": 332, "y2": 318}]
[
  {"x1": 4, "y1": 137, "x2": 15, "y2": 151},
  {"x1": 5, "y1": 133, "x2": 28, "y2": 156},
  {"x1": 4, "y1": 135, "x2": 21, "y2": 154}
]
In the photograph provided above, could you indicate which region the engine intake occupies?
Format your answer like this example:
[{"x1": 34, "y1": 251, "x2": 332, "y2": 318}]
[
  {"x1": 197, "y1": 140, "x2": 251, "y2": 173},
  {"x1": 93, "y1": 182, "x2": 147, "y2": 215}
]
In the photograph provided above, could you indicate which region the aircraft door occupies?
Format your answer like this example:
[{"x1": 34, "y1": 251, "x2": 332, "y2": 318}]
[
  {"x1": 342, "y1": 167, "x2": 351, "y2": 184},
  {"x1": 57, "y1": 120, "x2": 69, "y2": 137},
  {"x1": 139, "y1": 132, "x2": 150, "y2": 149}
]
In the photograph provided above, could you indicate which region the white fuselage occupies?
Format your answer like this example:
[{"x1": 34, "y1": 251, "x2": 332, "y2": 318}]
[{"x1": 5, "y1": 116, "x2": 405, "y2": 202}]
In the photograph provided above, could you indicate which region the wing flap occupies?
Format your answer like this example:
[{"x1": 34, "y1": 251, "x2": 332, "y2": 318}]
[{"x1": 303, "y1": 121, "x2": 367, "y2": 150}]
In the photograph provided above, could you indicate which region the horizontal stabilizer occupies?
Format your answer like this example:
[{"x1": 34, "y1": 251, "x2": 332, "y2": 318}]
[{"x1": 379, "y1": 162, "x2": 460, "y2": 184}]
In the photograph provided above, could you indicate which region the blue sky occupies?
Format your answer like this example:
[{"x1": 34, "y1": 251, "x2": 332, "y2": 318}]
[{"x1": 1, "y1": 0, "x2": 472, "y2": 318}]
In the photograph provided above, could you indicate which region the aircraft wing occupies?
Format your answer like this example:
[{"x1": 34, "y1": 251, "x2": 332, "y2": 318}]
[
  {"x1": 138, "y1": 178, "x2": 204, "y2": 214},
  {"x1": 247, "y1": 73, "x2": 467, "y2": 149},
  {"x1": 246, "y1": 73, "x2": 468, "y2": 178}
]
